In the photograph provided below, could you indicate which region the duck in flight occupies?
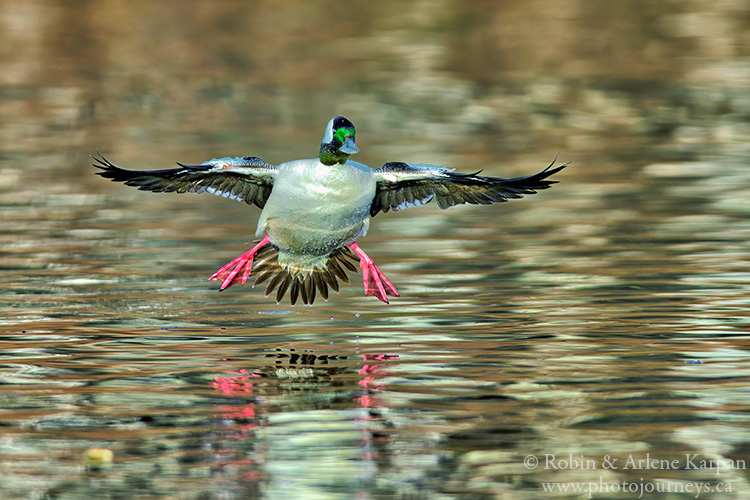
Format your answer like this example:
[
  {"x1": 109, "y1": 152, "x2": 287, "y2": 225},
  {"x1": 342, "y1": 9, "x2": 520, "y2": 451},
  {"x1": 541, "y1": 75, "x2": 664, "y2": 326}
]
[{"x1": 94, "y1": 116, "x2": 567, "y2": 305}]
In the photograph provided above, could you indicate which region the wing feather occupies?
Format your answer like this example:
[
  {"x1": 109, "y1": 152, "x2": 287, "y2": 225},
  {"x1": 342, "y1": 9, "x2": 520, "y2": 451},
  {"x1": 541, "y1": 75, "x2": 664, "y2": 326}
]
[
  {"x1": 371, "y1": 157, "x2": 567, "y2": 216},
  {"x1": 93, "y1": 154, "x2": 277, "y2": 208}
]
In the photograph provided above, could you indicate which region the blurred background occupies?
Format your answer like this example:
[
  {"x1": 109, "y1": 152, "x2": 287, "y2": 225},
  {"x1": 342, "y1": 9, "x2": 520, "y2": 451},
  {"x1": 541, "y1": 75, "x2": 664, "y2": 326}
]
[{"x1": 1, "y1": 1, "x2": 749, "y2": 499}]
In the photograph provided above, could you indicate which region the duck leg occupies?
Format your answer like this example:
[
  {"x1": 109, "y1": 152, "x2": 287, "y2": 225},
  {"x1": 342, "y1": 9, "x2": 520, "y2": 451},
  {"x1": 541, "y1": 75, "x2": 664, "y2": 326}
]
[
  {"x1": 348, "y1": 242, "x2": 399, "y2": 304},
  {"x1": 209, "y1": 235, "x2": 271, "y2": 290}
]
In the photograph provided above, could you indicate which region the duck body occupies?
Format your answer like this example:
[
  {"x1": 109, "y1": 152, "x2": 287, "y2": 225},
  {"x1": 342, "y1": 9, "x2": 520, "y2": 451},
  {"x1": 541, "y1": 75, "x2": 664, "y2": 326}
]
[
  {"x1": 94, "y1": 116, "x2": 568, "y2": 305},
  {"x1": 258, "y1": 158, "x2": 375, "y2": 269}
]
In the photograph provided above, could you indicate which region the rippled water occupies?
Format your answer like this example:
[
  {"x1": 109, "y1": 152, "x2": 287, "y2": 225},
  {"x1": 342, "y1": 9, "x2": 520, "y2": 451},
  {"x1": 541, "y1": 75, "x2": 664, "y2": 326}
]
[{"x1": 1, "y1": 1, "x2": 749, "y2": 499}]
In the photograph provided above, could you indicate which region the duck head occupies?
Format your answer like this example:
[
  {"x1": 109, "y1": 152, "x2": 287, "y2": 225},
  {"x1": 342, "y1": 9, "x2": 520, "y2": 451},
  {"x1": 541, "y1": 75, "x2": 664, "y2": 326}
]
[{"x1": 319, "y1": 116, "x2": 359, "y2": 165}]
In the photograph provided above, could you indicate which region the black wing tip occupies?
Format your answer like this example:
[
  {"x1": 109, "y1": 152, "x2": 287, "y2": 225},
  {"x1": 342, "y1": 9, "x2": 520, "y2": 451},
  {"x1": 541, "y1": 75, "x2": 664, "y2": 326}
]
[
  {"x1": 91, "y1": 152, "x2": 128, "y2": 180},
  {"x1": 91, "y1": 151, "x2": 113, "y2": 170},
  {"x1": 511, "y1": 156, "x2": 569, "y2": 188},
  {"x1": 539, "y1": 154, "x2": 570, "y2": 177}
]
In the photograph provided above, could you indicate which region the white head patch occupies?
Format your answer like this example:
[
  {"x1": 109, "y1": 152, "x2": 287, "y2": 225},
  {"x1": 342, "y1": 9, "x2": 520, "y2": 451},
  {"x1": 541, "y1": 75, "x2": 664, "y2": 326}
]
[{"x1": 322, "y1": 117, "x2": 336, "y2": 144}]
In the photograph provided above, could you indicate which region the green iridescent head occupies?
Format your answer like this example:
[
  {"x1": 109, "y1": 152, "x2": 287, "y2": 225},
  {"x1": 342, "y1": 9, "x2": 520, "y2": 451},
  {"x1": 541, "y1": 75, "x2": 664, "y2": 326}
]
[{"x1": 319, "y1": 116, "x2": 359, "y2": 165}]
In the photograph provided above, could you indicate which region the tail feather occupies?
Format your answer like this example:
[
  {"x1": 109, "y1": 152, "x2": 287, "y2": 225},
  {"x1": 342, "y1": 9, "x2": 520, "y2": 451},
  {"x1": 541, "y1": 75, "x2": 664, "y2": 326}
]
[
  {"x1": 244, "y1": 245, "x2": 358, "y2": 305},
  {"x1": 324, "y1": 269, "x2": 340, "y2": 293},
  {"x1": 276, "y1": 273, "x2": 292, "y2": 303},
  {"x1": 337, "y1": 248, "x2": 359, "y2": 271},
  {"x1": 327, "y1": 258, "x2": 350, "y2": 282},
  {"x1": 312, "y1": 271, "x2": 328, "y2": 300}
]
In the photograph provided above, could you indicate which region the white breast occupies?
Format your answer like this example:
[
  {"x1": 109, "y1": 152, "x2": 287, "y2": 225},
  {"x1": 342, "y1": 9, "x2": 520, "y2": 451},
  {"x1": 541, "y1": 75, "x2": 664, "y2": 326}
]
[{"x1": 256, "y1": 159, "x2": 377, "y2": 257}]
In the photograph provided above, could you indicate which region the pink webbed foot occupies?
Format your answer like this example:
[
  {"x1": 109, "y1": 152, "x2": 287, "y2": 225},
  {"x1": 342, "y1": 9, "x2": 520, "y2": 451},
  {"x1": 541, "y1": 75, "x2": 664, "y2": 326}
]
[
  {"x1": 348, "y1": 242, "x2": 399, "y2": 304},
  {"x1": 209, "y1": 235, "x2": 271, "y2": 291}
]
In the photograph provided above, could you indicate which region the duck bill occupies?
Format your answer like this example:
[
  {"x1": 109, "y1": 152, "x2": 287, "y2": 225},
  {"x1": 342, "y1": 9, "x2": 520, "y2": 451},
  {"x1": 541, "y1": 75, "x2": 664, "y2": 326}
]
[{"x1": 340, "y1": 137, "x2": 359, "y2": 155}]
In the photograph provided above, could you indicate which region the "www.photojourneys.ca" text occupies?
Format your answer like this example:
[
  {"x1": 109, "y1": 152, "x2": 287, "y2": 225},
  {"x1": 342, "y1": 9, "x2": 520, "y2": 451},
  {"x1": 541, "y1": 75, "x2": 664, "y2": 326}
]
[{"x1": 541, "y1": 478, "x2": 732, "y2": 498}]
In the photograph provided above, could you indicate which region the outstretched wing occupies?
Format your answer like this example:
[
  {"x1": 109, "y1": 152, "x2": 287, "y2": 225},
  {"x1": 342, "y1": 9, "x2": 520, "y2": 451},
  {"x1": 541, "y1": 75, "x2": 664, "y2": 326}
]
[
  {"x1": 93, "y1": 154, "x2": 277, "y2": 208},
  {"x1": 371, "y1": 157, "x2": 567, "y2": 216}
]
